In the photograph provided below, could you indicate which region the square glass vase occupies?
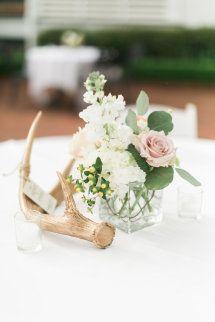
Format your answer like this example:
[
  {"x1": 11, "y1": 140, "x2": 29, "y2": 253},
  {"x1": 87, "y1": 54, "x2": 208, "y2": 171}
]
[{"x1": 99, "y1": 187, "x2": 163, "y2": 233}]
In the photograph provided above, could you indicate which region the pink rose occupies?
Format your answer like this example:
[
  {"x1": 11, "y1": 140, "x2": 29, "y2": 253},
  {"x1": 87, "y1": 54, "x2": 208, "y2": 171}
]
[{"x1": 135, "y1": 130, "x2": 176, "y2": 167}]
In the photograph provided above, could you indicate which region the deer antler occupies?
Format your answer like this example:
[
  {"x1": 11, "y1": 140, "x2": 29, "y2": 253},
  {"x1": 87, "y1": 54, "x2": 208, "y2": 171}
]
[{"x1": 19, "y1": 111, "x2": 115, "y2": 248}]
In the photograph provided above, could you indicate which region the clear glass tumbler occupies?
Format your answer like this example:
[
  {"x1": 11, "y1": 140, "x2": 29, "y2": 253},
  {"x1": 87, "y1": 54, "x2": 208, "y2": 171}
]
[
  {"x1": 14, "y1": 211, "x2": 43, "y2": 252},
  {"x1": 177, "y1": 185, "x2": 203, "y2": 220}
]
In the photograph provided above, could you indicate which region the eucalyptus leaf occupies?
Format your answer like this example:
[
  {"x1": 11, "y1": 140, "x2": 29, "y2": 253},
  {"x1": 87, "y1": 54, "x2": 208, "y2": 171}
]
[
  {"x1": 136, "y1": 90, "x2": 149, "y2": 115},
  {"x1": 126, "y1": 110, "x2": 139, "y2": 134},
  {"x1": 127, "y1": 144, "x2": 150, "y2": 173},
  {"x1": 145, "y1": 167, "x2": 174, "y2": 190},
  {"x1": 148, "y1": 111, "x2": 173, "y2": 135},
  {"x1": 175, "y1": 168, "x2": 201, "y2": 186}
]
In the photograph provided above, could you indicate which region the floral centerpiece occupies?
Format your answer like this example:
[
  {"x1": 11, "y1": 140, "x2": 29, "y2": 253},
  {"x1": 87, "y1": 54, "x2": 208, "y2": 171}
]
[
  {"x1": 69, "y1": 72, "x2": 201, "y2": 233},
  {"x1": 61, "y1": 30, "x2": 85, "y2": 47}
]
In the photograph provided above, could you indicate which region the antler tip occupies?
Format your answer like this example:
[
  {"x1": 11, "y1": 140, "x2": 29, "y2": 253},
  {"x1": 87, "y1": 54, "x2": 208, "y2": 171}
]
[
  {"x1": 57, "y1": 171, "x2": 70, "y2": 191},
  {"x1": 37, "y1": 110, "x2": 42, "y2": 117},
  {"x1": 56, "y1": 171, "x2": 62, "y2": 178}
]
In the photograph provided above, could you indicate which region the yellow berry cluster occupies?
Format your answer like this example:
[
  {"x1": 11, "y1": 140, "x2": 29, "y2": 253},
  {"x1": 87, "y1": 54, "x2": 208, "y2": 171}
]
[{"x1": 67, "y1": 157, "x2": 112, "y2": 212}]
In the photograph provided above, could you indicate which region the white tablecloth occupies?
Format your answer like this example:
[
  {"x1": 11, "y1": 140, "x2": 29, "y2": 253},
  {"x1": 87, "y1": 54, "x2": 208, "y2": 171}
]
[
  {"x1": 0, "y1": 136, "x2": 215, "y2": 322},
  {"x1": 26, "y1": 46, "x2": 100, "y2": 97}
]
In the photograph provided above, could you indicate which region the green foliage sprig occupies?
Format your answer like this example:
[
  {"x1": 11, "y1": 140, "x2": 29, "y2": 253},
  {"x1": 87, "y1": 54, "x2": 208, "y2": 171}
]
[
  {"x1": 68, "y1": 157, "x2": 112, "y2": 212},
  {"x1": 136, "y1": 90, "x2": 149, "y2": 115},
  {"x1": 175, "y1": 168, "x2": 201, "y2": 186},
  {"x1": 127, "y1": 144, "x2": 150, "y2": 174}
]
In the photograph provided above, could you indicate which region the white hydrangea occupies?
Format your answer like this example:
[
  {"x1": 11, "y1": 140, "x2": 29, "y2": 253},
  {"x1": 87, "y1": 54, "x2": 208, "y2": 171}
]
[
  {"x1": 109, "y1": 166, "x2": 146, "y2": 199},
  {"x1": 99, "y1": 149, "x2": 133, "y2": 172},
  {"x1": 88, "y1": 148, "x2": 146, "y2": 199},
  {"x1": 105, "y1": 124, "x2": 133, "y2": 150}
]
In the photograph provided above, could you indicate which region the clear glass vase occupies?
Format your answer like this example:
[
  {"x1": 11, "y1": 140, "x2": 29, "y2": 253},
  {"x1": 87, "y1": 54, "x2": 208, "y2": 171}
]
[{"x1": 99, "y1": 185, "x2": 163, "y2": 233}]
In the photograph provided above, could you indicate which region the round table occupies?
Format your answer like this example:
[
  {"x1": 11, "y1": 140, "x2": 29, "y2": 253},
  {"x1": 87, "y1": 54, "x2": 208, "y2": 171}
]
[
  {"x1": 26, "y1": 46, "x2": 100, "y2": 98},
  {"x1": 0, "y1": 136, "x2": 215, "y2": 322}
]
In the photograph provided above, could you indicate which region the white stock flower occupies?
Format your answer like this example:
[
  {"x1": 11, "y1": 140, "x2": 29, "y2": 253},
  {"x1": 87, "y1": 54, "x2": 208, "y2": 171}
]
[
  {"x1": 84, "y1": 72, "x2": 106, "y2": 92},
  {"x1": 102, "y1": 94, "x2": 126, "y2": 119},
  {"x1": 79, "y1": 94, "x2": 126, "y2": 126},
  {"x1": 79, "y1": 104, "x2": 102, "y2": 124},
  {"x1": 83, "y1": 90, "x2": 104, "y2": 104}
]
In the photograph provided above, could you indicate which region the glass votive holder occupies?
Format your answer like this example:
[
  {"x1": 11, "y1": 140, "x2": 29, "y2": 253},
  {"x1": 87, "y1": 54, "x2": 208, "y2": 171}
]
[
  {"x1": 14, "y1": 210, "x2": 43, "y2": 252},
  {"x1": 177, "y1": 185, "x2": 203, "y2": 220}
]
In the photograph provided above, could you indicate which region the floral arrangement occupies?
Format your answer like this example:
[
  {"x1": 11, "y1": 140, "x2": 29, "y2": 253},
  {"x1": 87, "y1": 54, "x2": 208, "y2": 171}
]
[
  {"x1": 69, "y1": 72, "x2": 200, "y2": 217},
  {"x1": 61, "y1": 31, "x2": 85, "y2": 47}
]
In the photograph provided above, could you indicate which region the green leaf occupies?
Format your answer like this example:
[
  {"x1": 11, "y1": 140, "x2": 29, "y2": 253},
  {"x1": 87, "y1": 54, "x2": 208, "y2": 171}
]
[
  {"x1": 145, "y1": 167, "x2": 174, "y2": 190},
  {"x1": 126, "y1": 110, "x2": 139, "y2": 134},
  {"x1": 94, "y1": 157, "x2": 102, "y2": 173},
  {"x1": 127, "y1": 144, "x2": 150, "y2": 173},
  {"x1": 148, "y1": 111, "x2": 173, "y2": 135},
  {"x1": 175, "y1": 168, "x2": 201, "y2": 186},
  {"x1": 136, "y1": 90, "x2": 149, "y2": 115}
]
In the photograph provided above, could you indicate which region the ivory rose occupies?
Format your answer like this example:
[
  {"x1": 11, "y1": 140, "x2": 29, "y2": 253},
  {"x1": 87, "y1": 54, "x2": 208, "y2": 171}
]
[
  {"x1": 69, "y1": 128, "x2": 88, "y2": 159},
  {"x1": 69, "y1": 127, "x2": 99, "y2": 159},
  {"x1": 134, "y1": 130, "x2": 176, "y2": 167}
]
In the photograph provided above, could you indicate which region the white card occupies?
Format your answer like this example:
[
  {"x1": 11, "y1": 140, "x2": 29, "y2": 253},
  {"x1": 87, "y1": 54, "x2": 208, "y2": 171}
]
[{"x1": 23, "y1": 179, "x2": 57, "y2": 215}]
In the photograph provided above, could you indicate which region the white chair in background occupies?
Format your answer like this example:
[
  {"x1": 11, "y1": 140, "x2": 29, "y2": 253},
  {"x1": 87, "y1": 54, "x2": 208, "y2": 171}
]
[{"x1": 149, "y1": 103, "x2": 198, "y2": 138}]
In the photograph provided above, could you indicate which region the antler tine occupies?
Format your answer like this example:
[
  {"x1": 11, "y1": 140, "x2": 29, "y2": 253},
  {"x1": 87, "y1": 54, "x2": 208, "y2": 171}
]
[
  {"x1": 57, "y1": 171, "x2": 77, "y2": 215},
  {"x1": 50, "y1": 158, "x2": 75, "y2": 204},
  {"x1": 19, "y1": 111, "x2": 43, "y2": 217},
  {"x1": 21, "y1": 111, "x2": 42, "y2": 175}
]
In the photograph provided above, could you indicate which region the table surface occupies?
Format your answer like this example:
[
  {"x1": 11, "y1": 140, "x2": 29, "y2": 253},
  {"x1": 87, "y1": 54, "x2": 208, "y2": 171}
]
[
  {"x1": 0, "y1": 136, "x2": 215, "y2": 322},
  {"x1": 27, "y1": 46, "x2": 101, "y2": 62}
]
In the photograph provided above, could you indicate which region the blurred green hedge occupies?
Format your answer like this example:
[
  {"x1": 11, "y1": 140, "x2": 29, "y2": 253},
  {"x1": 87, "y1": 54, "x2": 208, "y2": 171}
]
[
  {"x1": 37, "y1": 27, "x2": 215, "y2": 82},
  {"x1": 0, "y1": 51, "x2": 24, "y2": 75},
  {"x1": 38, "y1": 28, "x2": 215, "y2": 59},
  {"x1": 0, "y1": 40, "x2": 24, "y2": 76},
  {"x1": 126, "y1": 58, "x2": 215, "y2": 82}
]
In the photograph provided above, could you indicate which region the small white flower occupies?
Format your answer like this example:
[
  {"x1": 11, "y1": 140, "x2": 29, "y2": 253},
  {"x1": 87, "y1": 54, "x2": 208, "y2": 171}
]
[{"x1": 83, "y1": 91, "x2": 104, "y2": 104}]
